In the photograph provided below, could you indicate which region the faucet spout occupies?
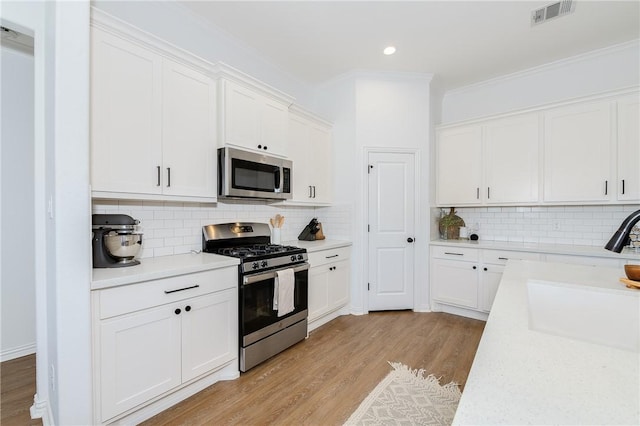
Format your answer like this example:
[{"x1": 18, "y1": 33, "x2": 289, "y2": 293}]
[{"x1": 605, "y1": 209, "x2": 640, "y2": 253}]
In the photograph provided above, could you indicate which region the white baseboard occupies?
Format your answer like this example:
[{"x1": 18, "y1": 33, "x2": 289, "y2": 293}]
[
  {"x1": 1, "y1": 342, "x2": 36, "y2": 362},
  {"x1": 30, "y1": 393, "x2": 53, "y2": 426}
]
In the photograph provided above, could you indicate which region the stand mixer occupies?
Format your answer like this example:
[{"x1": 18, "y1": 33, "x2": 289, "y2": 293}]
[{"x1": 92, "y1": 214, "x2": 143, "y2": 268}]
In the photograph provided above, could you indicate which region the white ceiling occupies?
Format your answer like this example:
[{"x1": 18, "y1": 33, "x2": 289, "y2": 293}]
[{"x1": 179, "y1": 1, "x2": 640, "y2": 91}]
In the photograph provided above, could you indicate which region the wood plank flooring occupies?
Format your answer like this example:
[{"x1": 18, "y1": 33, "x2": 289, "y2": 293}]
[
  {"x1": 0, "y1": 312, "x2": 485, "y2": 426},
  {"x1": 143, "y1": 311, "x2": 485, "y2": 426},
  {"x1": 0, "y1": 353, "x2": 42, "y2": 426}
]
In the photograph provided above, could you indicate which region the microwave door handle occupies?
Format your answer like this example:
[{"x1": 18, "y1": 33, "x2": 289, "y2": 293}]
[{"x1": 275, "y1": 167, "x2": 282, "y2": 192}]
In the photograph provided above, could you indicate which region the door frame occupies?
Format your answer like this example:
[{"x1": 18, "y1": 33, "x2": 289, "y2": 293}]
[{"x1": 363, "y1": 147, "x2": 422, "y2": 313}]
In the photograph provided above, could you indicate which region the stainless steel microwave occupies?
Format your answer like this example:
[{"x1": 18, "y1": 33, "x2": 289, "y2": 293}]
[{"x1": 218, "y1": 147, "x2": 292, "y2": 200}]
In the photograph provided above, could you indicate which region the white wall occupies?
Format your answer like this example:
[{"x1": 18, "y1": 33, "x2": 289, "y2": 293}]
[
  {"x1": 441, "y1": 40, "x2": 640, "y2": 124},
  {"x1": 1, "y1": 44, "x2": 36, "y2": 361},
  {"x1": 317, "y1": 72, "x2": 433, "y2": 314}
]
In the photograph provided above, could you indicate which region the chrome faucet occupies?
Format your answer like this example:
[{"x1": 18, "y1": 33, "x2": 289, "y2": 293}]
[{"x1": 605, "y1": 209, "x2": 640, "y2": 253}]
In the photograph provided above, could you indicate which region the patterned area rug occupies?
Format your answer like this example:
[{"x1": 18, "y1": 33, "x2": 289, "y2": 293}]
[{"x1": 344, "y1": 362, "x2": 461, "y2": 426}]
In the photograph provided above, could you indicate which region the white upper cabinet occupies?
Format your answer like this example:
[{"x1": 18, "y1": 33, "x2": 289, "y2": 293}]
[
  {"x1": 161, "y1": 59, "x2": 216, "y2": 198},
  {"x1": 617, "y1": 95, "x2": 640, "y2": 202},
  {"x1": 91, "y1": 26, "x2": 217, "y2": 202},
  {"x1": 219, "y1": 79, "x2": 290, "y2": 157},
  {"x1": 436, "y1": 125, "x2": 482, "y2": 205},
  {"x1": 483, "y1": 113, "x2": 539, "y2": 204},
  {"x1": 543, "y1": 100, "x2": 613, "y2": 203},
  {"x1": 436, "y1": 114, "x2": 539, "y2": 206},
  {"x1": 287, "y1": 108, "x2": 333, "y2": 205},
  {"x1": 91, "y1": 28, "x2": 163, "y2": 196}
]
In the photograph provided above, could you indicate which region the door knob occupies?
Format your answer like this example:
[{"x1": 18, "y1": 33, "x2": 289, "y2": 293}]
[{"x1": 407, "y1": 237, "x2": 414, "y2": 243}]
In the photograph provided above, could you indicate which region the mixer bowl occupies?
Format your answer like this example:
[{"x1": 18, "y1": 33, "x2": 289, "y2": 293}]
[{"x1": 104, "y1": 232, "x2": 142, "y2": 260}]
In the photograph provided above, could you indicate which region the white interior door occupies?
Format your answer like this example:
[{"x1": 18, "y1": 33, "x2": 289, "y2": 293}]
[{"x1": 367, "y1": 151, "x2": 415, "y2": 311}]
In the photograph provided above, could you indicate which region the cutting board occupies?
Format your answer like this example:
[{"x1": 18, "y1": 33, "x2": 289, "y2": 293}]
[{"x1": 619, "y1": 278, "x2": 640, "y2": 289}]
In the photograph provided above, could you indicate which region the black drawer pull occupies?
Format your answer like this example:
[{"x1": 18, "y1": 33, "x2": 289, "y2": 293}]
[
  {"x1": 164, "y1": 284, "x2": 200, "y2": 294},
  {"x1": 444, "y1": 252, "x2": 464, "y2": 256},
  {"x1": 326, "y1": 254, "x2": 339, "y2": 258},
  {"x1": 498, "y1": 257, "x2": 509, "y2": 260},
  {"x1": 174, "y1": 308, "x2": 181, "y2": 315},
  {"x1": 185, "y1": 305, "x2": 191, "y2": 312}
]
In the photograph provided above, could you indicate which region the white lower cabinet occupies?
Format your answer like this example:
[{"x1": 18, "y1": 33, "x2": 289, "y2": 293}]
[
  {"x1": 307, "y1": 246, "x2": 351, "y2": 329},
  {"x1": 93, "y1": 267, "x2": 238, "y2": 424},
  {"x1": 430, "y1": 246, "x2": 541, "y2": 316}
]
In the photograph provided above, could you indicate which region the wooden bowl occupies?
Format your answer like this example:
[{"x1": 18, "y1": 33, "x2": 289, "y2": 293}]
[{"x1": 624, "y1": 264, "x2": 640, "y2": 281}]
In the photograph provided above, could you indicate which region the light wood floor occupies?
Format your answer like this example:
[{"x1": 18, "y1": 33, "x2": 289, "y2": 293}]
[
  {"x1": 0, "y1": 353, "x2": 42, "y2": 426},
  {"x1": 0, "y1": 312, "x2": 485, "y2": 426}
]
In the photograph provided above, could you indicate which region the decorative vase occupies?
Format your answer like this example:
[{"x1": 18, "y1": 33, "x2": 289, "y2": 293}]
[{"x1": 439, "y1": 207, "x2": 465, "y2": 240}]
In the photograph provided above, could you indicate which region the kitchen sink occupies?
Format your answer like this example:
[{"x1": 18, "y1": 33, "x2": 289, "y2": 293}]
[{"x1": 527, "y1": 278, "x2": 640, "y2": 352}]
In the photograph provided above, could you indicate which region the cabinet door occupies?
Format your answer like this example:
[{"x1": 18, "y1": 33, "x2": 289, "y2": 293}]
[
  {"x1": 100, "y1": 305, "x2": 181, "y2": 421},
  {"x1": 223, "y1": 81, "x2": 260, "y2": 150},
  {"x1": 436, "y1": 126, "x2": 482, "y2": 205},
  {"x1": 484, "y1": 114, "x2": 539, "y2": 204},
  {"x1": 329, "y1": 259, "x2": 350, "y2": 309},
  {"x1": 617, "y1": 95, "x2": 640, "y2": 201},
  {"x1": 543, "y1": 101, "x2": 613, "y2": 202},
  {"x1": 287, "y1": 114, "x2": 312, "y2": 201},
  {"x1": 431, "y1": 259, "x2": 479, "y2": 309},
  {"x1": 162, "y1": 59, "x2": 217, "y2": 198},
  {"x1": 181, "y1": 289, "x2": 237, "y2": 382},
  {"x1": 308, "y1": 123, "x2": 333, "y2": 203},
  {"x1": 308, "y1": 266, "x2": 330, "y2": 321},
  {"x1": 261, "y1": 97, "x2": 288, "y2": 156},
  {"x1": 91, "y1": 28, "x2": 162, "y2": 195},
  {"x1": 480, "y1": 264, "x2": 504, "y2": 312}
]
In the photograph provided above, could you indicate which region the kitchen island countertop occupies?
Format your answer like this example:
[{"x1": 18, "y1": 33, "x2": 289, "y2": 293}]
[
  {"x1": 453, "y1": 260, "x2": 640, "y2": 425},
  {"x1": 92, "y1": 252, "x2": 239, "y2": 290}
]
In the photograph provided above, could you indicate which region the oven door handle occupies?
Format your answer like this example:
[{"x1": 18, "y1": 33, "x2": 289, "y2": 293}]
[{"x1": 243, "y1": 263, "x2": 310, "y2": 285}]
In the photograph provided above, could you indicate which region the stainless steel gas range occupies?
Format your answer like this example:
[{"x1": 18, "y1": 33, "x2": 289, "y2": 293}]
[{"x1": 202, "y1": 222, "x2": 308, "y2": 372}]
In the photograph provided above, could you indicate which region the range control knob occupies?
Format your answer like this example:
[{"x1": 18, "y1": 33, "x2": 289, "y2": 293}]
[
  {"x1": 252, "y1": 262, "x2": 259, "y2": 270},
  {"x1": 297, "y1": 254, "x2": 304, "y2": 260},
  {"x1": 290, "y1": 255, "x2": 297, "y2": 261},
  {"x1": 261, "y1": 260, "x2": 268, "y2": 268}
]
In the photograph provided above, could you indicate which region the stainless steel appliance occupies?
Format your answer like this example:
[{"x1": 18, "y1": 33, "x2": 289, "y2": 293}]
[
  {"x1": 92, "y1": 214, "x2": 143, "y2": 268},
  {"x1": 203, "y1": 222, "x2": 308, "y2": 372},
  {"x1": 218, "y1": 147, "x2": 292, "y2": 200}
]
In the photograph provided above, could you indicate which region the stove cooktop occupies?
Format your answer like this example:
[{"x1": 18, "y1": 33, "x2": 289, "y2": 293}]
[{"x1": 214, "y1": 244, "x2": 305, "y2": 260}]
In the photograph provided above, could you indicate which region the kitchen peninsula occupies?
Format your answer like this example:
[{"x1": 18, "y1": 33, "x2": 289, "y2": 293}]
[{"x1": 454, "y1": 260, "x2": 640, "y2": 425}]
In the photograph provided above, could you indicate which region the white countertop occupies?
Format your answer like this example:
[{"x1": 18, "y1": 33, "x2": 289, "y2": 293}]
[
  {"x1": 431, "y1": 238, "x2": 640, "y2": 262},
  {"x1": 453, "y1": 260, "x2": 640, "y2": 425},
  {"x1": 284, "y1": 239, "x2": 352, "y2": 252},
  {"x1": 91, "y1": 252, "x2": 239, "y2": 290}
]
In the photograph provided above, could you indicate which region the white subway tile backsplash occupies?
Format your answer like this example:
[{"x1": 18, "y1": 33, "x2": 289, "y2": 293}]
[
  {"x1": 92, "y1": 200, "x2": 352, "y2": 258},
  {"x1": 455, "y1": 205, "x2": 639, "y2": 248}
]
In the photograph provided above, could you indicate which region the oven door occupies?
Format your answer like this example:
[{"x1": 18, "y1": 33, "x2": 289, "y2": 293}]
[{"x1": 240, "y1": 263, "x2": 309, "y2": 346}]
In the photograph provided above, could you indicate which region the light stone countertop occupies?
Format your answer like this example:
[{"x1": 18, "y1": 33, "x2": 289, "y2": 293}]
[
  {"x1": 283, "y1": 239, "x2": 352, "y2": 252},
  {"x1": 453, "y1": 260, "x2": 640, "y2": 425},
  {"x1": 431, "y1": 238, "x2": 640, "y2": 262},
  {"x1": 91, "y1": 252, "x2": 240, "y2": 290}
]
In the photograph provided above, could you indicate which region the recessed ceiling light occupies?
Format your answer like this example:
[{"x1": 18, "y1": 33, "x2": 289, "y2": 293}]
[{"x1": 383, "y1": 46, "x2": 396, "y2": 55}]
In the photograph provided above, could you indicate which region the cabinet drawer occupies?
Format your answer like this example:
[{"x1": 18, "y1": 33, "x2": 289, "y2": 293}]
[
  {"x1": 483, "y1": 250, "x2": 541, "y2": 265},
  {"x1": 307, "y1": 246, "x2": 351, "y2": 267},
  {"x1": 431, "y1": 246, "x2": 479, "y2": 261},
  {"x1": 98, "y1": 267, "x2": 238, "y2": 319}
]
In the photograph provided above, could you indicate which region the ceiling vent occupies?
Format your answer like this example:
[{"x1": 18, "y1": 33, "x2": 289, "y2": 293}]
[{"x1": 531, "y1": 0, "x2": 576, "y2": 26}]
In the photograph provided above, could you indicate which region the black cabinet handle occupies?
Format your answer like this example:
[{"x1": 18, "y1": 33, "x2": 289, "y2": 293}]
[
  {"x1": 483, "y1": 267, "x2": 488, "y2": 271},
  {"x1": 258, "y1": 144, "x2": 262, "y2": 149},
  {"x1": 444, "y1": 252, "x2": 463, "y2": 256},
  {"x1": 175, "y1": 308, "x2": 181, "y2": 315},
  {"x1": 487, "y1": 187, "x2": 490, "y2": 199},
  {"x1": 167, "y1": 167, "x2": 171, "y2": 187},
  {"x1": 476, "y1": 187, "x2": 480, "y2": 199},
  {"x1": 309, "y1": 186, "x2": 313, "y2": 198},
  {"x1": 498, "y1": 257, "x2": 509, "y2": 260},
  {"x1": 263, "y1": 145, "x2": 268, "y2": 150},
  {"x1": 605, "y1": 180, "x2": 608, "y2": 195},
  {"x1": 312, "y1": 186, "x2": 316, "y2": 198},
  {"x1": 622, "y1": 179, "x2": 625, "y2": 195},
  {"x1": 157, "y1": 166, "x2": 161, "y2": 186},
  {"x1": 472, "y1": 266, "x2": 477, "y2": 270},
  {"x1": 185, "y1": 305, "x2": 191, "y2": 312},
  {"x1": 326, "y1": 254, "x2": 339, "y2": 258},
  {"x1": 164, "y1": 284, "x2": 200, "y2": 294},
  {"x1": 407, "y1": 237, "x2": 414, "y2": 243}
]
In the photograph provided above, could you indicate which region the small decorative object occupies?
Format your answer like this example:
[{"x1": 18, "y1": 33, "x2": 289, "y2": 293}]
[{"x1": 439, "y1": 207, "x2": 465, "y2": 240}]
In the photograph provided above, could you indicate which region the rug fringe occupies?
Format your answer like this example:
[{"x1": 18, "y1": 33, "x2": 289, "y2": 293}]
[{"x1": 387, "y1": 361, "x2": 462, "y2": 399}]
